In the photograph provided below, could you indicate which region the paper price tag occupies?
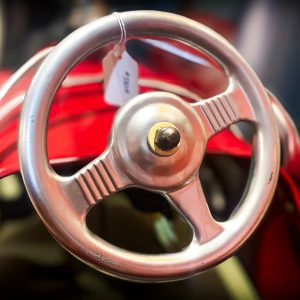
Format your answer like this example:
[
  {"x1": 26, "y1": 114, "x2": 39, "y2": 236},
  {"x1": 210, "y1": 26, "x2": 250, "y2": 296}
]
[{"x1": 103, "y1": 45, "x2": 139, "y2": 106}]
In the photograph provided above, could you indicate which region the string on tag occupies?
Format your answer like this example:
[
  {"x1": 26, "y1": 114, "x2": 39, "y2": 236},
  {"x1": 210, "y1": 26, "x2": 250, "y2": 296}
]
[
  {"x1": 113, "y1": 12, "x2": 127, "y2": 58},
  {"x1": 102, "y1": 12, "x2": 139, "y2": 106}
]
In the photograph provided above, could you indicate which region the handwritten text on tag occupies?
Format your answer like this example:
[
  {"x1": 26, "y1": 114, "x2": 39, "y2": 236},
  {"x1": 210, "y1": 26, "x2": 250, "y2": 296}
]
[{"x1": 103, "y1": 46, "x2": 139, "y2": 106}]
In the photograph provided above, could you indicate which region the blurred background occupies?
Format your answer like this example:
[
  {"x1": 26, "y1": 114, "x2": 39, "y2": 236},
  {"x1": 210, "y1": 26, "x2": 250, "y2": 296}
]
[
  {"x1": 0, "y1": 0, "x2": 299, "y2": 127},
  {"x1": 0, "y1": 0, "x2": 300, "y2": 299}
]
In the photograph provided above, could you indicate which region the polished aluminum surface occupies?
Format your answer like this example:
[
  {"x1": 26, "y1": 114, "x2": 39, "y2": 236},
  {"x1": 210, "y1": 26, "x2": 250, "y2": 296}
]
[{"x1": 19, "y1": 11, "x2": 280, "y2": 281}]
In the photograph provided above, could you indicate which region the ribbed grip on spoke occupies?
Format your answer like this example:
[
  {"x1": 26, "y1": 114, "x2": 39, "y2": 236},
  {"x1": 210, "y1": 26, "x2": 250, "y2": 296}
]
[
  {"x1": 75, "y1": 161, "x2": 117, "y2": 205},
  {"x1": 201, "y1": 94, "x2": 238, "y2": 132}
]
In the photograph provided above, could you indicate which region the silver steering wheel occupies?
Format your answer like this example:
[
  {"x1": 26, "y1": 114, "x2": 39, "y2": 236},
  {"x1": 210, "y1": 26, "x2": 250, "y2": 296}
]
[{"x1": 19, "y1": 11, "x2": 280, "y2": 282}]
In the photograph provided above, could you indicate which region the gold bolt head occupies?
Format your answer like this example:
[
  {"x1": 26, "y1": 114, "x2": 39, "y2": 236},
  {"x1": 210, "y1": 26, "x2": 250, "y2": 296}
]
[{"x1": 147, "y1": 122, "x2": 181, "y2": 156}]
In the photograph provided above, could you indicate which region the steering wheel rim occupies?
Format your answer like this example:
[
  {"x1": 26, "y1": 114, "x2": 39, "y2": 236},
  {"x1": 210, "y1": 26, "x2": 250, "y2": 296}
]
[{"x1": 19, "y1": 11, "x2": 280, "y2": 282}]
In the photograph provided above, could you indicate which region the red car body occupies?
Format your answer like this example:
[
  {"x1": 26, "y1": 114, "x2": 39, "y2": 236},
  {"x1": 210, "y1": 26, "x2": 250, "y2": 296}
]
[{"x1": 0, "y1": 11, "x2": 299, "y2": 299}]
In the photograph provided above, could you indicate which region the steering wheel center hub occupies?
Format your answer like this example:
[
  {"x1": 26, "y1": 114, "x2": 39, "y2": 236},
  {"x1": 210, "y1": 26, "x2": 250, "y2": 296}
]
[{"x1": 110, "y1": 91, "x2": 206, "y2": 189}]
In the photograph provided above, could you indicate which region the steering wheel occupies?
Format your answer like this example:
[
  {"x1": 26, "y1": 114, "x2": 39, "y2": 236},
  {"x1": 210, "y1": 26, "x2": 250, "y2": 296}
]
[{"x1": 19, "y1": 11, "x2": 280, "y2": 282}]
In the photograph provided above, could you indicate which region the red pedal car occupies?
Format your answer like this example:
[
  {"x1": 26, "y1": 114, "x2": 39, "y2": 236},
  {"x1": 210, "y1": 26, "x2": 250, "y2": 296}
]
[{"x1": 0, "y1": 8, "x2": 299, "y2": 300}]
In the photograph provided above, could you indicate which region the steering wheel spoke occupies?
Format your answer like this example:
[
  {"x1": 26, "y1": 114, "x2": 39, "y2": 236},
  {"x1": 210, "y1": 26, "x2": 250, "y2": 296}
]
[
  {"x1": 167, "y1": 176, "x2": 223, "y2": 243},
  {"x1": 193, "y1": 79, "x2": 255, "y2": 138},
  {"x1": 63, "y1": 150, "x2": 131, "y2": 216}
]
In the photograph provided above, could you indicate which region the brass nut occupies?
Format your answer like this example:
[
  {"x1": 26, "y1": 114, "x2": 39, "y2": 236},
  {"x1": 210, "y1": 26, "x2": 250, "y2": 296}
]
[{"x1": 147, "y1": 122, "x2": 181, "y2": 156}]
